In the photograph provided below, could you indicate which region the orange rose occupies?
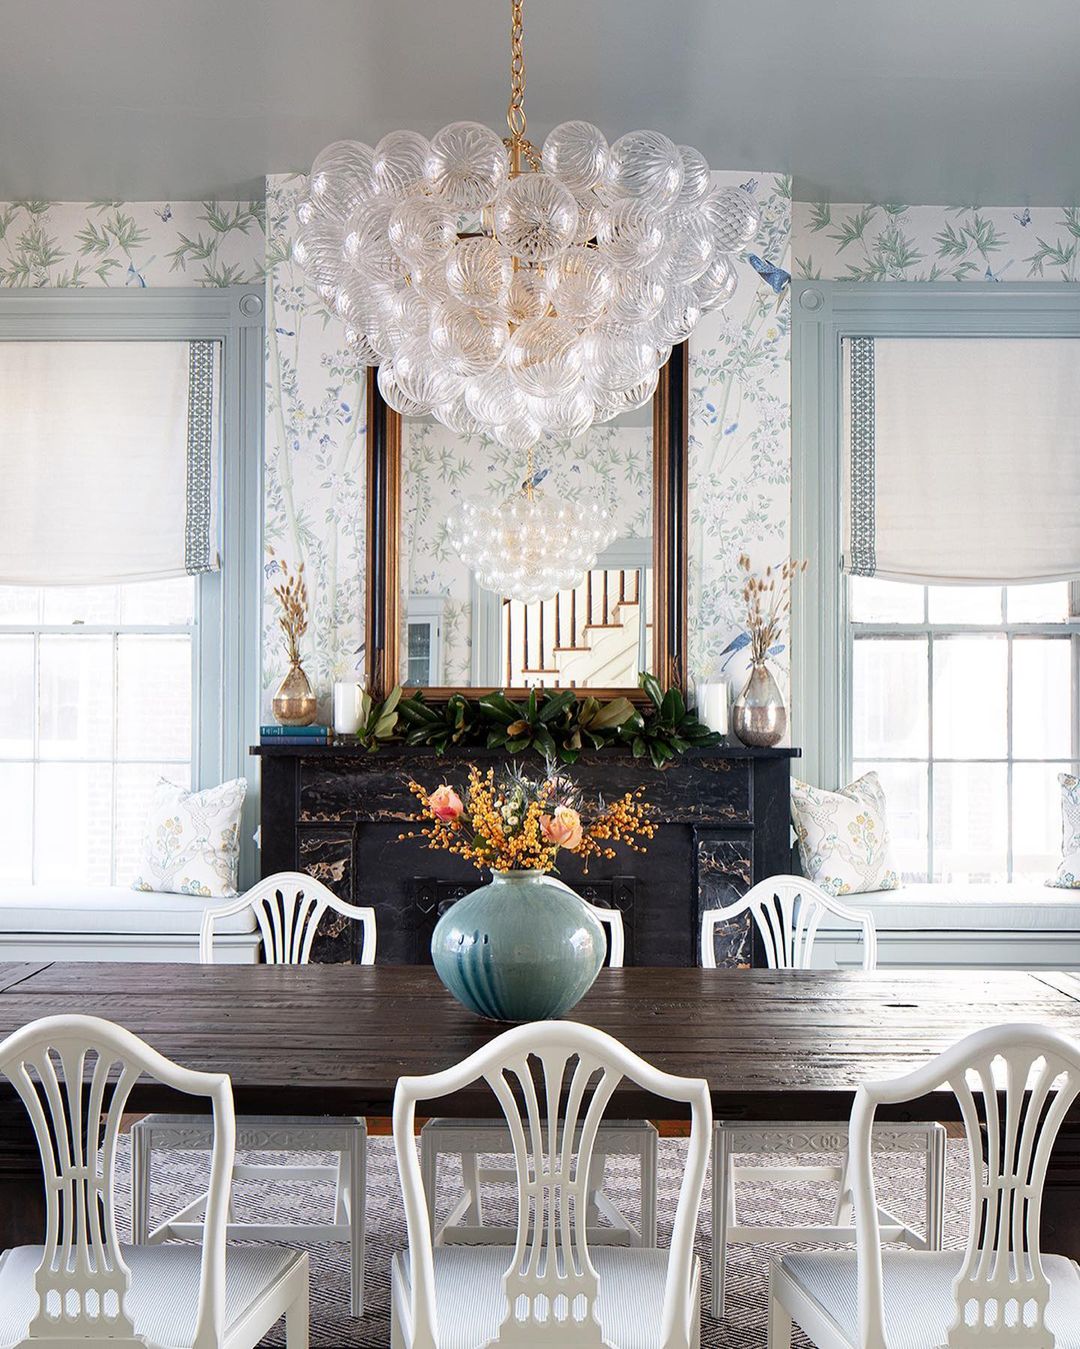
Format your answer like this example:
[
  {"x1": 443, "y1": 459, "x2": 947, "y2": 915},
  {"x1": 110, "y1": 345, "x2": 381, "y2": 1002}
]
[
  {"x1": 428, "y1": 784, "x2": 464, "y2": 822},
  {"x1": 540, "y1": 805, "x2": 583, "y2": 851}
]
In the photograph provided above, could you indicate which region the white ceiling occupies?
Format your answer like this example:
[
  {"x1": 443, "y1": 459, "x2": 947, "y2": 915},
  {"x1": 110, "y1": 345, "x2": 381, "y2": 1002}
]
[{"x1": 2, "y1": 0, "x2": 1078, "y2": 206}]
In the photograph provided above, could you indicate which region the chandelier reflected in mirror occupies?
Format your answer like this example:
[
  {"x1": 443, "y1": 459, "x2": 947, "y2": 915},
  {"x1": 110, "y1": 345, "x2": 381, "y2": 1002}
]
[
  {"x1": 446, "y1": 449, "x2": 617, "y2": 604},
  {"x1": 295, "y1": 0, "x2": 759, "y2": 448}
]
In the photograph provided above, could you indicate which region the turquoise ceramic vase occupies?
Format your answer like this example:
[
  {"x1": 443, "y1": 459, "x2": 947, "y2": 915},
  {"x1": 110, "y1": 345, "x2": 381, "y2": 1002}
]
[{"x1": 430, "y1": 870, "x2": 606, "y2": 1022}]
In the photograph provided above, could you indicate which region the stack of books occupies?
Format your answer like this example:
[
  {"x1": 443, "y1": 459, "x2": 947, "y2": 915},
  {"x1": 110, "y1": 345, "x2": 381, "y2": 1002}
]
[{"x1": 259, "y1": 723, "x2": 333, "y2": 746}]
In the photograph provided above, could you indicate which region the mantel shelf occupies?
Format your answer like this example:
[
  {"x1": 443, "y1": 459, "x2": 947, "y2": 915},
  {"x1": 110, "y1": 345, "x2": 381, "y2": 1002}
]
[{"x1": 251, "y1": 741, "x2": 801, "y2": 760}]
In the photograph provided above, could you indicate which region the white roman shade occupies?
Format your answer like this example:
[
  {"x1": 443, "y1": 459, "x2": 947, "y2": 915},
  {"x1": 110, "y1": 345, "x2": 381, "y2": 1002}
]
[
  {"x1": 0, "y1": 339, "x2": 220, "y2": 585},
  {"x1": 842, "y1": 336, "x2": 1080, "y2": 584}
]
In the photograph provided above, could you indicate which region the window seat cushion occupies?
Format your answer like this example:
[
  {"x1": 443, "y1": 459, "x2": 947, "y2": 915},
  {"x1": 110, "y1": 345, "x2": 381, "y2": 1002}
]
[
  {"x1": 822, "y1": 881, "x2": 1080, "y2": 932},
  {"x1": 0, "y1": 884, "x2": 257, "y2": 936}
]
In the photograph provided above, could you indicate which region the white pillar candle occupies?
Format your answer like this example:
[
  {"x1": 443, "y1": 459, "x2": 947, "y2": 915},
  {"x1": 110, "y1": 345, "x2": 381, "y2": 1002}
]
[
  {"x1": 333, "y1": 681, "x2": 364, "y2": 735},
  {"x1": 695, "y1": 681, "x2": 729, "y2": 736}
]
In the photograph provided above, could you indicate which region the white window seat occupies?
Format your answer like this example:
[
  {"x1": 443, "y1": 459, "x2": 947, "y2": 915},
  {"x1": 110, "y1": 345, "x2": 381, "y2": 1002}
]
[
  {"x1": 812, "y1": 881, "x2": 1080, "y2": 970},
  {"x1": 0, "y1": 884, "x2": 261, "y2": 963}
]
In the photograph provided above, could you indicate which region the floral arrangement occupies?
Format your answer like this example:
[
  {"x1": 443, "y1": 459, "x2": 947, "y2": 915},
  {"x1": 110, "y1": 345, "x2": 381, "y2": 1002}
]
[
  {"x1": 269, "y1": 549, "x2": 309, "y2": 667},
  {"x1": 738, "y1": 554, "x2": 807, "y2": 665},
  {"x1": 402, "y1": 762, "x2": 655, "y2": 874}
]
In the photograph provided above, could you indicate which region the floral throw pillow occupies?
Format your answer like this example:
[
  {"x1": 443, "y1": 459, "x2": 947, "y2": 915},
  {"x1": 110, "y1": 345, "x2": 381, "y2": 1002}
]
[
  {"x1": 132, "y1": 778, "x2": 246, "y2": 898},
  {"x1": 790, "y1": 772, "x2": 900, "y2": 896},
  {"x1": 1047, "y1": 773, "x2": 1080, "y2": 890}
]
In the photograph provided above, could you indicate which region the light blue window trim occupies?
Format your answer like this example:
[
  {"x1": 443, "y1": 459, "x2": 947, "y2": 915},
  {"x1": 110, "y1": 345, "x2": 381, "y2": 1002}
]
[
  {"x1": 791, "y1": 280, "x2": 1080, "y2": 791},
  {"x1": 0, "y1": 286, "x2": 265, "y2": 886}
]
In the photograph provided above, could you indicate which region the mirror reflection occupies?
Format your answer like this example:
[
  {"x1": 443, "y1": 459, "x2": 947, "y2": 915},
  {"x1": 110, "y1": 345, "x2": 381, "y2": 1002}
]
[{"x1": 398, "y1": 409, "x2": 654, "y2": 689}]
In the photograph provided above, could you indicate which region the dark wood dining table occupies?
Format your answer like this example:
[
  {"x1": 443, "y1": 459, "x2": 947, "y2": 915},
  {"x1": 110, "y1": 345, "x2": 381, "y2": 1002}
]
[{"x1": 3, "y1": 961, "x2": 1080, "y2": 1257}]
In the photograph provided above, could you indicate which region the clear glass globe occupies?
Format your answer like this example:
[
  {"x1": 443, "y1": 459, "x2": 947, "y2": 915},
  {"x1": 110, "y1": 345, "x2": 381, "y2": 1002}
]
[
  {"x1": 662, "y1": 209, "x2": 715, "y2": 284},
  {"x1": 342, "y1": 198, "x2": 401, "y2": 277},
  {"x1": 694, "y1": 253, "x2": 738, "y2": 310},
  {"x1": 675, "y1": 146, "x2": 712, "y2": 207},
  {"x1": 546, "y1": 250, "x2": 613, "y2": 326},
  {"x1": 425, "y1": 121, "x2": 508, "y2": 208},
  {"x1": 493, "y1": 173, "x2": 579, "y2": 264},
  {"x1": 582, "y1": 327, "x2": 658, "y2": 394},
  {"x1": 597, "y1": 201, "x2": 666, "y2": 271},
  {"x1": 606, "y1": 130, "x2": 683, "y2": 209},
  {"x1": 342, "y1": 326, "x2": 380, "y2": 367},
  {"x1": 528, "y1": 388, "x2": 595, "y2": 439},
  {"x1": 387, "y1": 198, "x2": 457, "y2": 267},
  {"x1": 429, "y1": 302, "x2": 509, "y2": 375},
  {"x1": 393, "y1": 339, "x2": 465, "y2": 410},
  {"x1": 492, "y1": 411, "x2": 543, "y2": 452},
  {"x1": 572, "y1": 194, "x2": 609, "y2": 245},
  {"x1": 506, "y1": 269, "x2": 550, "y2": 323},
  {"x1": 387, "y1": 289, "x2": 433, "y2": 339},
  {"x1": 411, "y1": 261, "x2": 454, "y2": 304},
  {"x1": 703, "y1": 185, "x2": 761, "y2": 253},
  {"x1": 308, "y1": 141, "x2": 375, "y2": 222},
  {"x1": 608, "y1": 269, "x2": 666, "y2": 323},
  {"x1": 651, "y1": 286, "x2": 702, "y2": 345},
  {"x1": 541, "y1": 121, "x2": 610, "y2": 192},
  {"x1": 433, "y1": 396, "x2": 484, "y2": 437},
  {"x1": 294, "y1": 212, "x2": 347, "y2": 290},
  {"x1": 465, "y1": 368, "x2": 529, "y2": 426},
  {"x1": 506, "y1": 316, "x2": 584, "y2": 397},
  {"x1": 377, "y1": 360, "x2": 429, "y2": 417},
  {"x1": 445, "y1": 237, "x2": 513, "y2": 310},
  {"x1": 371, "y1": 129, "x2": 431, "y2": 199}
]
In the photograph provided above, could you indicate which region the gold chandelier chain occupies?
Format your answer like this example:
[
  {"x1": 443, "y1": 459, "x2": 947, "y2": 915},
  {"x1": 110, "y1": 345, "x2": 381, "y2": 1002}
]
[{"x1": 507, "y1": 0, "x2": 527, "y2": 142}]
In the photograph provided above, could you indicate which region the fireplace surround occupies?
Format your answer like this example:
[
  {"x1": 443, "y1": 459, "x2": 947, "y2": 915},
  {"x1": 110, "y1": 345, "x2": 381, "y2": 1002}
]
[{"x1": 254, "y1": 743, "x2": 798, "y2": 967}]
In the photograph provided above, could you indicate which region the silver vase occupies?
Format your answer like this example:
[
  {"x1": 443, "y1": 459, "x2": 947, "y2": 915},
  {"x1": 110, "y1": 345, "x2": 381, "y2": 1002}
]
[{"x1": 732, "y1": 662, "x2": 786, "y2": 748}]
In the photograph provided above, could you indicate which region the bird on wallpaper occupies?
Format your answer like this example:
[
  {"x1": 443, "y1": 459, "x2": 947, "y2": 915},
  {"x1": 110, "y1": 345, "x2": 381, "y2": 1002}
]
[
  {"x1": 1014, "y1": 208, "x2": 1032, "y2": 227},
  {"x1": 716, "y1": 630, "x2": 785, "y2": 673},
  {"x1": 125, "y1": 260, "x2": 149, "y2": 287},
  {"x1": 747, "y1": 253, "x2": 791, "y2": 295},
  {"x1": 154, "y1": 204, "x2": 173, "y2": 222},
  {"x1": 740, "y1": 178, "x2": 759, "y2": 195},
  {"x1": 984, "y1": 259, "x2": 1015, "y2": 282},
  {"x1": 521, "y1": 466, "x2": 551, "y2": 491}
]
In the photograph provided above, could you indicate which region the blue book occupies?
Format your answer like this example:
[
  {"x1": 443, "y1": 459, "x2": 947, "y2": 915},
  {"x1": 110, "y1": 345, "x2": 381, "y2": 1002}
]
[{"x1": 260, "y1": 724, "x2": 332, "y2": 738}]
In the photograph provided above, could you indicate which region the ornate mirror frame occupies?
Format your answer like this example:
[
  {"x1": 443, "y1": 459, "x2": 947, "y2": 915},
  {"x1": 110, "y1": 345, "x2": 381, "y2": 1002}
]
[{"x1": 365, "y1": 342, "x2": 688, "y2": 704}]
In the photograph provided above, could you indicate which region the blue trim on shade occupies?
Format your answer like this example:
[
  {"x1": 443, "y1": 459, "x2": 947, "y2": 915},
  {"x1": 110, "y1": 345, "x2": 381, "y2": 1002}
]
[
  {"x1": 185, "y1": 338, "x2": 217, "y2": 575},
  {"x1": 847, "y1": 336, "x2": 876, "y2": 577}
]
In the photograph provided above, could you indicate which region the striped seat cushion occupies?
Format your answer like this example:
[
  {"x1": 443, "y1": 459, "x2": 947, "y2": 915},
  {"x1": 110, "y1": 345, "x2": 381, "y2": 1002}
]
[
  {"x1": 780, "y1": 1250, "x2": 1080, "y2": 1348},
  {"x1": 0, "y1": 1243, "x2": 304, "y2": 1349},
  {"x1": 394, "y1": 1246, "x2": 696, "y2": 1349}
]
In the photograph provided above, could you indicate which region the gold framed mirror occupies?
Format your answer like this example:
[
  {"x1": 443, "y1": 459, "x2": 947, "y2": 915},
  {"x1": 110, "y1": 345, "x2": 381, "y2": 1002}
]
[{"x1": 365, "y1": 342, "x2": 687, "y2": 703}]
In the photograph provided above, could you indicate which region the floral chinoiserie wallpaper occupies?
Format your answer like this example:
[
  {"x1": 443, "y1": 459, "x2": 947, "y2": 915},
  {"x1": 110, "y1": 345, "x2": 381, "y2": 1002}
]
[
  {"x1": 793, "y1": 202, "x2": 1080, "y2": 283},
  {"x1": 0, "y1": 200, "x2": 264, "y2": 287},
  {"x1": 264, "y1": 170, "x2": 794, "y2": 720}
]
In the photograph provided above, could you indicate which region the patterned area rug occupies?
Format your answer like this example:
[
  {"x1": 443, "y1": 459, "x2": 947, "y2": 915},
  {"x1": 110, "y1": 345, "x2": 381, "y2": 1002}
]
[{"x1": 111, "y1": 1130, "x2": 970, "y2": 1348}]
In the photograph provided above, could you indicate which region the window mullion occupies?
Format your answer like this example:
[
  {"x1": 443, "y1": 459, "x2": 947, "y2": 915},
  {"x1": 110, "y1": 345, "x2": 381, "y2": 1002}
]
[
  {"x1": 1006, "y1": 631, "x2": 1014, "y2": 883},
  {"x1": 927, "y1": 628, "x2": 934, "y2": 881}
]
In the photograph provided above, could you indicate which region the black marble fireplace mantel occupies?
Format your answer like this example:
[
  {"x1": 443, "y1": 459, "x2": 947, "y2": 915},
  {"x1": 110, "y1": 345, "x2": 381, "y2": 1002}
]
[{"x1": 253, "y1": 743, "x2": 799, "y2": 968}]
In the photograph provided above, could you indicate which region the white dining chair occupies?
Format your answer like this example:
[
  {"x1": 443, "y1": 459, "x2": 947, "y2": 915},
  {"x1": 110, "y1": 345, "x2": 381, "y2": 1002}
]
[
  {"x1": 0, "y1": 1012, "x2": 308, "y2": 1348},
  {"x1": 702, "y1": 875, "x2": 945, "y2": 1319},
  {"x1": 131, "y1": 871, "x2": 375, "y2": 1317},
  {"x1": 392, "y1": 1019, "x2": 712, "y2": 1349},
  {"x1": 769, "y1": 1021, "x2": 1080, "y2": 1348},
  {"x1": 420, "y1": 899, "x2": 659, "y2": 1249}
]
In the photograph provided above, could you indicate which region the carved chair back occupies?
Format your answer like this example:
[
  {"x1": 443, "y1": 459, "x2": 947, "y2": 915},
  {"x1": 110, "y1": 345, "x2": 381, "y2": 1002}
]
[
  {"x1": 850, "y1": 1022, "x2": 1080, "y2": 1348},
  {"x1": 393, "y1": 1020, "x2": 710, "y2": 1349},
  {"x1": 200, "y1": 870, "x2": 377, "y2": 965},
  {"x1": 700, "y1": 874, "x2": 877, "y2": 971},
  {"x1": 0, "y1": 1013, "x2": 234, "y2": 1347}
]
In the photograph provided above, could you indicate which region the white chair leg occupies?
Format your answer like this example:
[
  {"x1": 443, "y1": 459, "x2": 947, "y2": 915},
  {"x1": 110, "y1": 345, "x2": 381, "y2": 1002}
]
[
  {"x1": 767, "y1": 1276, "x2": 793, "y2": 1349},
  {"x1": 712, "y1": 1127, "x2": 731, "y2": 1320},
  {"x1": 586, "y1": 1151, "x2": 607, "y2": 1229},
  {"x1": 421, "y1": 1130, "x2": 439, "y2": 1240},
  {"x1": 640, "y1": 1130, "x2": 658, "y2": 1247},
  {"x1": 927, "y1": 1123, "x2": 946, "y2": 1251},
  {"x1": 461, "y1": 1151, "x2": 484, "y2": 1225},
  {"x1": 349, "y1": 1130, "x2": 366, "y2": 1317},
  {"x1": 333, "y1": 1149, "x2": 349, "y2": 1226},
  {"x1": 131, "y1": 1126, "x2": 151, "y2": 1245},
  {"x1": 285, "y1": 1266, "x2": 310, "y2": 1349},
  {"x1": 832, "y1": 1149, "x2": 855, "y2": 1227}
]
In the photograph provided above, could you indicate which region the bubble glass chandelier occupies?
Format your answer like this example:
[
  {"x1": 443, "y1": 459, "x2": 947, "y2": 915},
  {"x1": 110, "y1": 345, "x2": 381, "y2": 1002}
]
[
  {"x1": 446, "y1": 450, "x2": 617, "y2": 604},
  {"x1": 295, "y1": 0, "x2": 760, "y2": 449}
]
